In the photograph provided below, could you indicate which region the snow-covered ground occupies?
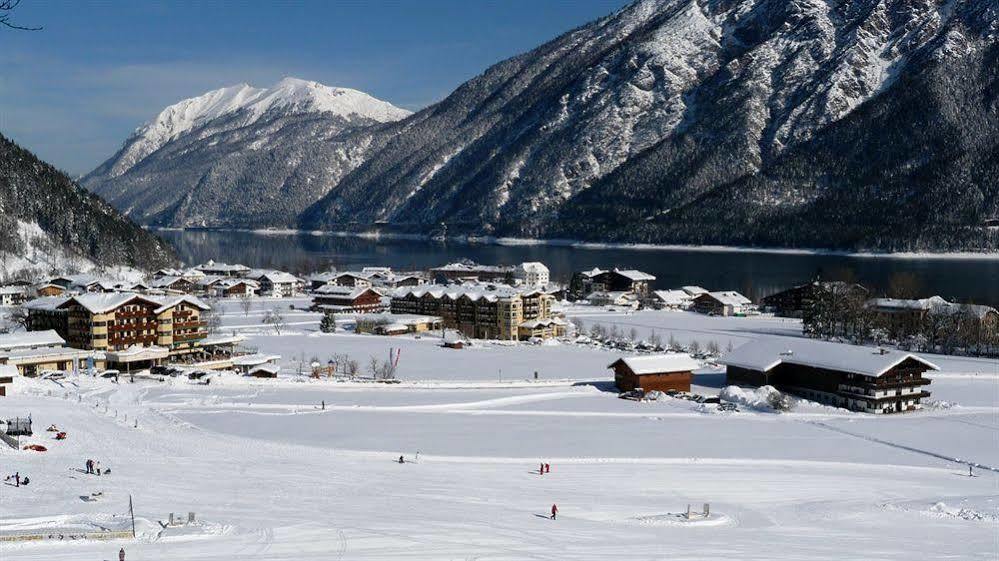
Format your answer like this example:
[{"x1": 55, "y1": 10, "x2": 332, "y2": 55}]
[{"x1": 1, "y1": 303, "x2": 997, "y2": 559}]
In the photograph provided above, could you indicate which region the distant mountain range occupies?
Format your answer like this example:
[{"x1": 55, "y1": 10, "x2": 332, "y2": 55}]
[
  {"x1": 0, "y1": 133, "x2": 176, "y2": 279},
  {"x1": 82, "y1": 77, "x2": 411, "y2": 228},
  {"x1": 85, "y1": 0, "x2": 999, "y2": 252}
]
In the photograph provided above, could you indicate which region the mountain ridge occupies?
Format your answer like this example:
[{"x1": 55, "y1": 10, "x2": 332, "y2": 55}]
[{"x1": 86, "y1": 0, "x2": 999, "y2": 252}]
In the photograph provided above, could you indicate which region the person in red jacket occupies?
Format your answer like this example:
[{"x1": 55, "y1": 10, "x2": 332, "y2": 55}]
[
  {"x1": 550, "y1": 504, "x2": 558, "y2": 520},
  {"x1": 545, "y1": 463, "x2": 550, "y2": 473}
]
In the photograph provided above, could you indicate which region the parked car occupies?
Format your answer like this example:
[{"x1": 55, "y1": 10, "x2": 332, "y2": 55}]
[
  {"x1": 150, "y1": 365, "x2": 170, "y2": 375},
  {"x1": 99, "y1": 369, "x2": 120, "y2": 379}
]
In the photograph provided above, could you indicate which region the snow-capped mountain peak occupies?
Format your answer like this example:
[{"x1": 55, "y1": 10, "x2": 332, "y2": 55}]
[{"x1": 107, "y1": 77, "x2": 410, "y2": 178}]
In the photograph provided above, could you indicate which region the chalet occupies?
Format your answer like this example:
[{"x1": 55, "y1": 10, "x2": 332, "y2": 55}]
[
  {"x1": 866, "y1": 296, "x2": 999, "y2": 340},
  {"x1": 518, "y1": 318, "x2": 566, "y2": 340},
  {"x1": 761, "y1": 281, "x2": 868, "y2": 318},
  {"x1": 692, "y1": 291, "x2": 753, "y2": 316},
  {"x1": 148, "y1": 276, "x2": 197, "y2": 294},
  {"x1": 648, "y1": 289, "x2": 694, "y2": 310},
  {"x1": 312, "y1": 286, "x2": 385, "y2": 313},
  {"x1": 0, "y1": 330, "x2": 94, "y2": 377},
  {"x1": 586, "y1": 291, "x2": 640, "y2": 309},
  {"x1": 306, "y1": 271, "x2": 340, "y2": 290},
  {"x1": 609, "y1": 354, "x2": 701, "y2": 393},
  {"x1": 215, "y1": 278, "x2": 259, "y2": 298},
  {"x1": 250, "y1": 270, "x2": 300, "y2": 297},
  {"x1": 194, "y1": 260, "x2": 251, "y2": 277},
  {"x1": 330, "y1": 272, "x2": 373, "y2": 288},
  {"x1": 720, "y1": 338, "x2": 935, "y2": 414},
  {"x1": 33, "y1": 283, "x2": 66, "y2": 297},
  {"x1": 0, "y1": 285, "x2": 29, "y2": 307},
  {"x1": 569, "y1": 268, "x2": 656, "y2": 300}
]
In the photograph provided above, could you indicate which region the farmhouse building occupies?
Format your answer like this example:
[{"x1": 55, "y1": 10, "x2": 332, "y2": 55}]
[
  {"x1": 762, "y1": 281, "x2": 868, "y2": 318},
  {"x1": 609, "y1": 354, "x2": 700, "y2": 393},
  {"x1": 569, "y1": 268, "x2": 656, "y2": 300},
  {"x1": 313, "y1": 286, "x2": 385, "y2": 313},
  {"x1": 692, "y1": 291, "x2": 753, "y2": 316},
  {"x1": 720, "y1": 339, "x2": 935, "y2": 414}
]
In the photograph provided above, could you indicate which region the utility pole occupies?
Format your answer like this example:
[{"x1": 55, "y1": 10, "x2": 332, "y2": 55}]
[{"x1": 129, "y1": 494, "x2": 136, "y2": 538}]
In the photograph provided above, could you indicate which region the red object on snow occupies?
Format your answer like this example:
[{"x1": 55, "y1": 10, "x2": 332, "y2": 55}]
[
  {"x1": 23, "y1": 444, "x2": 47, "y2": 452},
  {"x1": 54, "y1": 432, "x2": 67, "y2": 440}
]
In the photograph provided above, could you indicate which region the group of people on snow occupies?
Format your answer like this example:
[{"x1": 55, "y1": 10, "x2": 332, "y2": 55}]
[
  {"x1": 4, "y1": 471, "x2": 28, "y2": 487},
  {"x1": 85, "y1": 458, "x2": 108, "y2": 475}
]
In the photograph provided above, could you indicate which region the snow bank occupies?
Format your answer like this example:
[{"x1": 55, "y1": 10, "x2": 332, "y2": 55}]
[{"x1": 719, "y1": 385, "x2": 793, "y2": 412}]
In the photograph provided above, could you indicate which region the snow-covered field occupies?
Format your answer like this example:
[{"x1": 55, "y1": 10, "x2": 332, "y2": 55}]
[{"x1": 1, "y1": 302, "x2": 997, "y2": 559}]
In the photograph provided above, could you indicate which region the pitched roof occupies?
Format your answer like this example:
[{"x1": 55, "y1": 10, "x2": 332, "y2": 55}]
[
  {"x1": 612, "y1": 269, "x2": 656, "y2": 281},
  {"x1": 652, "y1": 290, "x2": 691, "y2": 304},
  {"x1": 719, "y1": 338, "x2": 939, "y2": 378},
  {"x1": 0, "y1": 330, "x2": 66, "y2": 351},
  {"x1": 609, "y1": 354, "x2": 701, "y2": 375},
  {"x1": 703, "y1": 291, "x2": 752, "y2": 306},
  {"x1": 22, "y1": 295, "x2": 70, "y2": 311}
]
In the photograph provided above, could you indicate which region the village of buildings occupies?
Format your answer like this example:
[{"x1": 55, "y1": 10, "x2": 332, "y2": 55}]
[{"x1": 2, "y1": 258, "x2": 996, "y2": 413}]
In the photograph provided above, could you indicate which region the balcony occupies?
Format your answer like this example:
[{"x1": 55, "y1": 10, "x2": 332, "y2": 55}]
[
  {"x1": 173, "y1": 331, "x2": 208, "y2": 343},
  {"x1": 173, "y1": 320, "x2": 206, "y2": 329}
]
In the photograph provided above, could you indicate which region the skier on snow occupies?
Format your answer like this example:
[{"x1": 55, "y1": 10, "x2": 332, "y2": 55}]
[{"x1": 550, "y1": 504, "x2": 558, "y2": 520}]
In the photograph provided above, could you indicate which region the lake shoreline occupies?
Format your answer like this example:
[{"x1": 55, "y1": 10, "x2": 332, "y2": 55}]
[{"x1": 151, "y1": 226, "x2": 999, "y2": 261}]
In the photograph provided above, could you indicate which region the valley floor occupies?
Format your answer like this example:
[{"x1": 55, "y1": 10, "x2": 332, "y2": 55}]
[{"x1": 1, "y1": 303, "x2": 997, "y2": 559}]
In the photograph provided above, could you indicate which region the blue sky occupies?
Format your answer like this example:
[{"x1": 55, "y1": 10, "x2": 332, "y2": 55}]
[{"x1": 0, "y1": 0, "x2": 629, "y2": 176}]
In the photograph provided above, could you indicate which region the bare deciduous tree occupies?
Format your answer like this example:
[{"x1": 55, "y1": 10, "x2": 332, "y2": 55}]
[
  {"x1": 239, "y1": 295, "x2": 253, "y2": 316},
  {"x1": 1, "y1": 1, "x2": 41, "y2": 31},
  {"x1": 262, "y1": 307, "x2": 286, "y2": 335}
]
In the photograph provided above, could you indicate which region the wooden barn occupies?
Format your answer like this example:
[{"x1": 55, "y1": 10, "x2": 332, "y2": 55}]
[{"x1": 609, "y1": 354, "x2": 700, "y2": 393}]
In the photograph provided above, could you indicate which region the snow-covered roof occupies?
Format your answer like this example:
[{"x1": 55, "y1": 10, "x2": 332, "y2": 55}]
[
  {"x1": 149, "y1": 276, "x2": 187, "y2": 288},
  {"x1": 867, "y1": 296, "x2": 997, "y2": 319},
  {"x1": 0, "y1": 285, "x2": 27, "y2": 295},
  {"x1": 0, "y1": 363, "x2": 17, "y2": 377},
  {"x1": 519, "y1": 318, "x2": 563, "y2": 329},
  {"x1": 868, "y1": 296, "x2": 949, "y2": 311},
  {"x1": 232, "y1": 353, "x2": 281, "y2": 367},
  {"x1": 307, "y1": 271, "x2": 340, "y2": 283},
  {"x1": 0, "y1": 330, "x2": 66, "y2": 351},
  {"x1": 22, "y1": 296, "x2": 70, "y2": 311},
  {"x1": 249, "y1": 364, "x2": 280, "y2": 375},
  {"x1": 613, "y1": 269, "x2": 656, "y2": 281},
  {"x1": 609, "y1": 354, "x2": 700, "y2": 375},
  {"x1": 580, "y1": 268, "x2": 607, "y2": 278},
  {"x1": 703, "y1": 291, "x2": 752, "y2": 306},
  {"x1": 59, "y1": 293, "x2": 209, "y2": 314},
  {"x1": 105, "y1": 345, "x2": 170, "y2": 361},
  {"x1": 195, "y1": 260, "x2": 250, "y2": 273},
  {"x1": 150, "y1": 294, "x2": 211, "y2": 313},
  {"x1": 315, "y1": 285, "x2": 374, "y2": 299},
  {"x1": 681, "y1": 286, "x2": 708, "y2": 296},
  {"x1": 518, "y1": 262, "x2": 549, "y2": 273},
  {"x1": 720, "y1": 338, "x2": 939, "y2": 378},
  {"x1": 261, "y1": 271, "x2": 299, "y2": 283},
  {"x1": 652, "y1": 290, "x2": 691, "y2": 304},
  {"x1": 394, "y1": 284, "x2": 546, "y2": 302},
  {"x1": 62, "y1": 293, "x2": 143, "y2": 314},
  {"x1": 216, "y1": 278, "x2": 259, "y2": 289}
]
